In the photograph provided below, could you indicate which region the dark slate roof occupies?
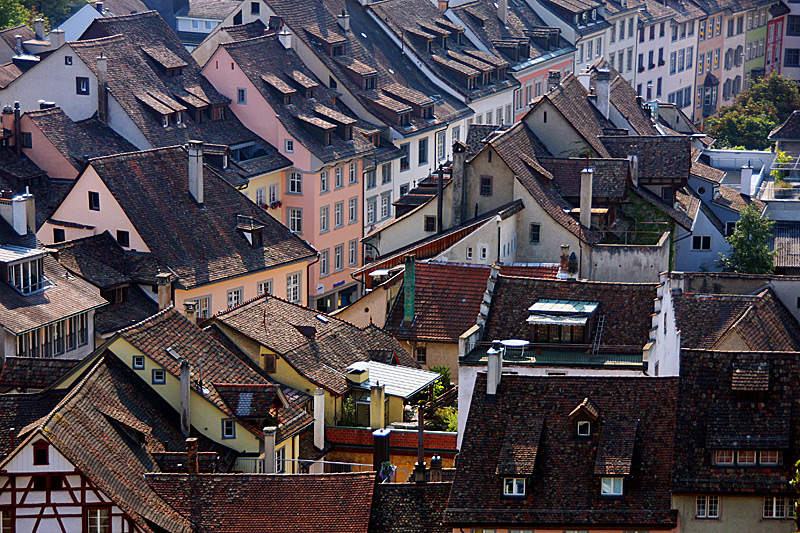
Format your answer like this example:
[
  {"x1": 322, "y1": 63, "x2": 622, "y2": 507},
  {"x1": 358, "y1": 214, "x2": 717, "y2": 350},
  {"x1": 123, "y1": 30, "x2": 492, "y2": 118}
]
[
  {"x1": 76, "y1": 12, "x2": 262, "y2": 148},
  {"x1": 0, "y1": 357, "x2": 80, "y2": 393},
  {"x1": 483, "y1": 275, "x2": 657, "y2": 348},
  {"x1": 0, "y1": 62, "x2": 23, "y2": 89},
  {"x1": 674, "y1": 185, "x2": 701, "y2": 222},
  {"x1": 94, "y1": 284, "x2": 160, "y2": 335},
  {"x1": 82, "y1": 146, "x2": 315, "y2": 289},
  {"x1": 0, "y1": 255, "x2": 107, "y2": 335},
  {"x1": 0, "y1": 147, "x2": 47, "y2": 184},
  {"x1": 771, "y1": 221, "x2": 800, "y2": 268},
  {"x1": 0, "y1": 25, "x2": 34, "y2": 51},
  {"x1": 769, "y1": 110, "x2": 800, "y2": 140},
  {"x1": 673, "y1": 349, "x2": 800, "y2": 494},
  {"x1": 711, "y1": 183, "x2": 766, "y2": 213},
  {"x1": 539, "y1": 157, "x2": 629, "y2": 198},
  {"x1": 385, "y1": 262, "x2": 491, "y2": 342},
  {"x1": 146, "y1": 472, "x2": 376, "y2": 532},
  {"x1": 90, "y1": 0, "x2": 149, "y2": 16},
  {"x1": 464, "y1": 124, "x2": 508, "y2": 156},
  {"x1": 119, "y1": 308, "x2": 313, "y2": 441},
  {"x1": 369, "y1": 481, "x2": 452, "y2": 533},
  {"x1": 220, "y1": 35, "x2": 377, "y2": 164},
  {"x1": 446, "y1": 373, "x2": 679, "y2": 528},
  {"x1": 0, "y1": 391, "x2": 65, "y2": 459},
  {"x1": 209, "y1": 294, "x2": 417, "y2": 394},
  {"x1": 601, "y1": 135, "x2": 692, "y2": 182},
  {"x1": 691, "y1": 158, "x2": 726, "y2": 183},
  {"x1": 175, "y1": 0, "x2": 241, "y2": 19},
  {"x1": 24, "y1": 107, "x2": 137, "y2": 170},
  {"x1": 220, "y1": 20, "x2": 268, "y2": 41},
  {"x1": 588, "y1": 60, "x2": 658, "y2": 136},
  {"x1": 672, "y1": 288, "x2": 800, "y2": 351}
]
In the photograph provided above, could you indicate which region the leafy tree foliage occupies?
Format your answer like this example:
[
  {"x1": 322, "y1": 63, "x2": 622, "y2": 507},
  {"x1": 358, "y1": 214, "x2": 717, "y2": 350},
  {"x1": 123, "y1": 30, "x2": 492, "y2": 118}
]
[
  {"x1": 706, "y1": 74, "x2": 800, "y2": 149},
  {"x1": 717, "y1": 204, "x2": 776, "y2": 274},
  {"x1": 0, "y1": 0, "x2": 37, "y2": 28}
]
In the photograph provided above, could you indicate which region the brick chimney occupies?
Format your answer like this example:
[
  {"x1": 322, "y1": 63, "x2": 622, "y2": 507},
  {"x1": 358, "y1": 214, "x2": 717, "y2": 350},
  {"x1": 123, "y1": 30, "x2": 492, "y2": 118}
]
[
  {"x1": 186, "y1": 437, "x2": 198, "y2": 474},
  {"x1": 580, "y1": 167, "x2": 593, "y2": 229},
  {"x1": 558, "y1": 244, "x2": 569, "y2": 279},
  {"x1": 369, "y1": 383, "x2": 386, "y2": 429},
  {"x1": 180, "y1": 359, "x2": 191, "y2": 436},
  {"x1": 187, "y1": 140, "x2": 204, "y2": 204},
  {"x1": 156, "y1": 272, "x2": 172, "y2": 310},
  {"x1": 97, "y1": 55, "x2": 108, "y2": 124},
  {"x1": 14, "y1": 35, "x2": 22, "y2": 56},
  {"x1": 14, "y1": 102, "x2": 20, "y2": 158},
  {"x1": 313, "y1": 388, "x2": 325, "y2": 450},
  {"x1": 595, "y1": 68, "x2": 611, "y2": 119},
  {"x1": 546, "y1": 70, "x2": 561, "y2": 92},
  {"x1": 403, "y1": 255, "x2": 416, "y2": 326},
  {"x1": 486, "y1": 339, "x2": 502, "y2": 395},
  {"x1": 183, "y1": 300, "x2": 198, "y2": 324},
  {"x1": 263, "y1": 426, "x2": 277, "y2": 474}
]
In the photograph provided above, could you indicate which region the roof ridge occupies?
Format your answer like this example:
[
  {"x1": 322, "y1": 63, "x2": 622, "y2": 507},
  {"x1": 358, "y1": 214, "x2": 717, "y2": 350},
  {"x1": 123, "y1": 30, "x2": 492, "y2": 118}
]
[
  {"x1": 496, "y1": 273, "x2": 658, "y2": 288},
  {"x1": 117, "y1": 305, "x2": 176, "y2": 334},
  {"x1": 87, "y1": 144, "x2": 184, "y2": 164},
  {"x1": 68, "y1": 33, "x2": 126, "y2": 47},
  {"x1": 93, "y1": 9, "x2": 159, "y2": 21},
  {"x1": 220, "y1": 33, "x2": 276, "y2": 49},
  {"x1": 209, "y1": 292, "x2": 269, "y2": 318},
  {"x1": 24, "y1": 107, "x2": 64, "y2": 117}
]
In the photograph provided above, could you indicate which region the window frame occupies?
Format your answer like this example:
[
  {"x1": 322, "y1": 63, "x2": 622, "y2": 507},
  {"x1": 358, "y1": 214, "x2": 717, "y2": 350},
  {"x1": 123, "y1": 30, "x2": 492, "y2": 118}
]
[
  {"x1": 503, "y1": 477, "x2": 526, "y2": 496},
  {"x1": 760, "y1": 450, "x2": 779, "y2": 465},
  {"x1": 76, "y1": 76, "x2": 90, "y2": 95},
  {"x1": 132, "y1": 355, "x2": 145, "y2": 369},
  {"x1": 84, "y1": 506, "x2": 111, "y2": 533},
  {"x1": 221, "y1": 418, "x2": 236, "y2": 439},
  {"x1": 226, "y1": 287, "x2": 243, "y2": 308},
  {"x1": 714, "y1": 450, "x2": 734, "y2": 465},
  {"x1": 480, "y1": 175, "x2": 493, "y2": 196},
  {"x1": 236, "y1": 87, "x2": 247, "y2": 105},
  {"x1": 257, "y1": 279, "x2": 273, "y2": 296},
  {"x1": 424, "y1": 215, "x2": 436, "y2": 232},
  {"x1": 32, "y1": 441, "x2": 49, "y2": 465},
  {"x1": 600, "y1": 477, "x2": 624, "y2": 496},
  {"x1": 88, "y1": 191, "x2": 101, "y2": 211},
  {"x1": 576, "y1": 420, "x2": 592, "y2": 437},
  {"x1": 152, "y1": 368, "x2": 166, "y2": 385},
  {"x1": 691, "y1": 235, "x2": 711, "y2": 250}
]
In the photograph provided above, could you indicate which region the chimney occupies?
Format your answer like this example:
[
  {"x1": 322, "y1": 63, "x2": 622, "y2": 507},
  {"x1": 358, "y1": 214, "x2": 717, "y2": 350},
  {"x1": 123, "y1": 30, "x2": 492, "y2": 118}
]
[
  {"x1": 337, "y1": 10, "x2": 351, "y2": 32},
  {"x1": 186, "y1": 437, "x2": 198, "y2": 474},
  {"x1": 577, "y1": 68, "x2": 591, "y2": 90},
  {"x1": 627, "y1": 154, "x2": 639, "y2": 187},
  {"x1": 413, "y1": 406, "x2": 426, "y2": 483},
  {"x1": 546, "y1": 70, "x2": 561, "y2": 92},
  {"x1": 436, "y1": 164, "x2": 444, "y2": 233},
  {"x1": 313, "y1": 388, "x2": 325, "y2": 450},
  {"x1": 741, "y1": 165, "x2": 753, "y2": 196},
  {"x1": 595, "y1": 68, "x2": 611, "y2": 119},
  {"x1": 187, "y1": 140, "x2": 204, "y2": 204},
  {"x1": 437, "y1": 0, "x2": 448, "y2": 11},
  {"x1": 263, "y1": 426, "x2": 277, "y2": 474},
  {"x1": 567, "y1": 252, "x2": 578, "y2": 279},
  {"x1": 498, "y1": 0, "x2": 508, "y2": 25},
  {"x1": 486, "y1": 339, "x2": 502, "y2": 395},
  {"x1": 183, "y1": 300, "x2": 198, "y2": 324},
  {"x1": 580, "y1": 167, "x2": 593, "y2": 229},
  {"x1": 156, "y1": 272, "x2": 172, "y2": 310},
  {"x1": 95, "y1": 1, "x2": 104, "y2": 13},
  {"x1": 278, "y1": 28, "x2": 293, "y2": 50},
  {"x1": 10, "y1": 194, "x2": 30, "y2": 236},
  {"x1": 452, "y1": 141, "x2": 466, "y2": 226},
  {"x1": 180, "y1": 359, "x2": 191, "y2": 436},
  {"x1": 14, "y1": 35, "x2": 22, "y2": 55},
  {"x1": 403, "y1": 255, "x2": 415, "y2": 326},
  {"x1": 558, "y1": 244, "x2": 569, "y2": 279},
  {"x1": 49, "y1": 30, "x2": 65, "y2": 49},
  {"x1": 97, "y1": 55, "x2": 108, "y2": 124},
  {"x1": 429, "y1": 454, "x2": 443, "y2": 482},
  {"x1": 372, "y1": 428, "x2": 391, "y2": 476},
  {"x1": 14, "y1": 102, "x2": 20, "y2": 158},
  {"x1": 370, "y1": 383, "x2": 386, "y2": 429},
  {"x1": 34, "y1": 19, "x2": 45, "y2": 41}
]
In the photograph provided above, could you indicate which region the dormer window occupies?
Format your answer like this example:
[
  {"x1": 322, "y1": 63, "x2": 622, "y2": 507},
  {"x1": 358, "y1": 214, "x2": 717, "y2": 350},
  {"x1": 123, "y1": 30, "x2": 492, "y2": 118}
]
[
  {"x1": 601, "y1": 477, "x2": 623, "y2": 496},
  {"x1": 577, "y1": 420, "x2": 592, "y2": 436},
  {"x1": 528, "y1": 299, "x2": 599, "y2": 344},
  {"x1": 582, "y1": 12, "x2": 588, "y2": 24},
  {"x1": 3, "y1": 249, "x2": 48, "y2": 295},
  {"x1": 332, "y1": 45, "x2": 344, "y2": 56},
  {"x1": 364, "y1": 75, "x2": 376, "y2": 90},
  {"x1": 175, "y1": 110, "x2": 183, "y2": 125},
  {"x1": 503, "y1": 477, "x2": 526, "y2": 496},
  {"x1": 483, "y1": 72, "x2": 491, "y2": 85},
  {"x1": 162, "y1": 114, "x2": 169, "y2": 128},
  {"x1": 574, "y1": 14, "x2": 579, "y2": 24},
  {"x1": 468, "y1": 77, "x2": 477, "y2": 90},
  {"x1": 399, "y1": 112, "x2": 411, "y2": 127},
  {"x1": 592, "y1": 9, "x2": 597, "y2": 20},
  {"x1": 422, "y1": 104, "x2": 434, "y2": 119}
]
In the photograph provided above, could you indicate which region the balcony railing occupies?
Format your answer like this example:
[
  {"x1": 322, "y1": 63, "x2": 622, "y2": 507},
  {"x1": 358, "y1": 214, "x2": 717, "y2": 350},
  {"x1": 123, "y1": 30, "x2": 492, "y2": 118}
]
[
  {"x1": 467, "y1": 342, "x2": 644, "y2": 367},
  {"x1": 234, "y1": 458, "x2": 408, "y2": 481}
]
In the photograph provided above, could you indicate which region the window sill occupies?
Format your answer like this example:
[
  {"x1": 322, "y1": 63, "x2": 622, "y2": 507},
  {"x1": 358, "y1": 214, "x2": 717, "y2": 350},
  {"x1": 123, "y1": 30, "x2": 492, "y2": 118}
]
[{"x1": 285, "y1": 192, "x2": 303, "y2": 196}]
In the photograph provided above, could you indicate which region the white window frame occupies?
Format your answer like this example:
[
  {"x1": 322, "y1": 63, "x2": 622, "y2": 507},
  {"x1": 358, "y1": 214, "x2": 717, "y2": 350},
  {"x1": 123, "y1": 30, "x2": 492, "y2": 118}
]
[
  {"x1": 320, "y1": 170, "x2": 329, "y2": 192},
  {"x1": 466, "y1": 246, "x2": 473, "y2": 260},
  {"x1": 152, "y1": 368, "x2": 166, "y2": 384},
  {"x1": 349, "y1": 240, "x2": 358, "y2": 266},
  {"x1": 348, "y1": 197, "x2": 358, "y2": 223},
  {"x1": 222, "y1": 419, "x2": 236, "y2": 439},
  {"x1": 380, "y1": 193, "x2": 391, "y2": 220},
  {"x1": 436, "y1": 130, "x2": 446, "y2": 160},
  {"x1": 601, "y1": 477, "x2": 623, "y2": 496},
  {"x1": 692, "y1": 235, "x2": 711, "y2": 250},
  {"x1": 289, "y1": 172, "x2": 303, "y2": 194},
  {"x1": 349, "y1": 162, "x2": 357, "y2": 184},
  {"x1": 227, "y1": 287, "x2": 243, "y2": 308},
  {"x1": 737, "y1": 450, "x2": 756, "y2": 465},
  {"x1": 577, "y1": 420, "x2": 592, "y2": 436},
  {"x1": 334, "y1": 201, "x2": 344, "y2": 227},
  {"x1": 503, "y1": 477, "x2": 526, "y2": 496},
  {"x1": 714, "y1": 450, "x2": 734, "y2": 465},
  {"x1": 255, "y1": 186, "x2": 267, "y2": 206},
  {"x1": 696, "y1": 495, "x2": 720, "y2": 518},
  {"x1": 335, "y1": 166, "x2": 343, "y2": 188},
  {"x1": 257, "y1": 279, "x2": 273, "y2": 296},
  {"x1": 763, "y1": 496, "x2": 789, "y2": 518},
  {"x1": 288, "y1": 208, "x2": 302, "y2": 233},
  {"x1": 237, "y1": 87, "x2": 247, "y2": 105},
  {"x1": 276, "y1": 446, "x2": 286, "y2": 473},
  {"x1": 286, "y1": 272, "x2": 301, "y2": 302},
  {"x1": 320, "y1": 249, "x2": 330, "y2": 276},
  {"x1": 334, "y1": 244, "x2": 344, "y2": 272},
  {"x1": 133, "y1": 355, "x2": 145, "y2": 369},
  {"x1": 760, "y1": 451, "x2": 779, "y2": 465},
  {"x1": 320, "y1": 205, "x2": 330, "y2": 233},
  {"x1": 269, "y1": 183, "x2": 279, "y2": 203}
]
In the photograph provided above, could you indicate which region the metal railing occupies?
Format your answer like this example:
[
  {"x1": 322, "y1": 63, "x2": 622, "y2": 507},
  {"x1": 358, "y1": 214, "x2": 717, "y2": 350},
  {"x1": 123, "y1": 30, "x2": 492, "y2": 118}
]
[
  {"x1": 234, "y1": 458, "x2": 408, "y2": 482},
  {"x1": 467, "y1": 343, "x2": 644, "y2": 367}
]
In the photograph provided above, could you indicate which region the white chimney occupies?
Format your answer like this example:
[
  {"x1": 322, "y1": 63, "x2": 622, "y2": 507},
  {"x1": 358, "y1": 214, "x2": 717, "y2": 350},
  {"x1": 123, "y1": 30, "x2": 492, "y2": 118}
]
[
  {"x1": 187, "y1": 140, "x2": 204, "y2": 204},
  {"x1": 313, "y1": 388, "x2": 325, "y2": 450},
  {"x1": 577, "y1": 68, "x2": 591, "y2": 90},
  {"x1": 595, "y1": 68, "x2": 611, "y2": 119},
  {"x1": 278, "y1": 28, "x2": 293, "y2": 50},
  {"x1": 34, "y1": 19, "x2": 45, "y2": 41},
  {"x1": 14, "y1": 35, "x2": 22, "y2": 55},
  {"x1": 498, "y1": 0, "x2": 508, "y2": 25},
  {"x1": 486, "y1": 340, "x2": 502, "y2": 395},
  {"x1": 10, "y1": 194, "x2": 28, "y2": 236},
  {"x1": 180, "y1": 359, "x2": 191, "y2": 437},
  {"x1": 263, "y1": 426, "x2": 277, "y2": 474},
  {"x1": 97, "y1": 55, "x2": 108, "y2": 124},
  {"x1": 741, "y1": 166, "x2": 753, "y2": 196},
  {"x1": 156, "y1": 272, "x2": 172, "y2": 309},
  {"x1": 49, "y1": 30, "x2": 65, "y2": 49},
  {"x1": 184, "y1": 300, "x2": 198, "y2": 324},
  {"x1": 627, "y1": 154, "x2": 639, "y2": 187},
  {"x1": 337, "y1": 10, "x2": 350, "y2": 32},
  {"x1": 580, "y1": 167, "x2": 593, "y2": 228}
]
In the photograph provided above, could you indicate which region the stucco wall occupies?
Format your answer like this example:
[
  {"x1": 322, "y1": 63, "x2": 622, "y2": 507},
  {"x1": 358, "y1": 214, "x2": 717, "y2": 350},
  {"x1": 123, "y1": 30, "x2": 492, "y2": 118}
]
[
  {"x1": 523, "y1": 99, "x2": 592, "y2": 157},
  {"x1": 590, "y1": 231, "x2": 670, "y2": 283},
  {"x1": 673, "y1": 494, "x2": 795, "y2": 533}
]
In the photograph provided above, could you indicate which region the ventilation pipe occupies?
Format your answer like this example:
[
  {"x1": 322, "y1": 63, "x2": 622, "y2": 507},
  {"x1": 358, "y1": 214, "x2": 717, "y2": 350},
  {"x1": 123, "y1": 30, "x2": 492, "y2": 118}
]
[
  {"x1": 187, "y1": 140, "x2": 204, "y2": 204},
  {"x1": 487, "y1": 339, "x2": 502, "y2": 395},
  {"x1": 580, "y1": 167, "x2": 593, "y2": 229}
]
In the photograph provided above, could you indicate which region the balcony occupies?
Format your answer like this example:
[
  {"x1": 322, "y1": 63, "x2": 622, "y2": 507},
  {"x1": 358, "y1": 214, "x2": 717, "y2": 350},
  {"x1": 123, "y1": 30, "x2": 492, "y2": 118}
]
[{"x1": 464, "y1": 342, "x2": 645, "y2": 368}]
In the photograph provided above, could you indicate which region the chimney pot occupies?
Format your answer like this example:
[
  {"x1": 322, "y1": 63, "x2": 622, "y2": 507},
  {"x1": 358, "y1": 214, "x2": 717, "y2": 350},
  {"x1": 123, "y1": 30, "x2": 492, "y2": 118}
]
[
  {"x1": 95, "y1": 1, "x2": 104, "y2": 13},
  {"x1": 486, "y1": 339, "x2": 502, "y2": 395},
  {"x1": 740, "y1": 166, "x2": 753, "y2": 197},
  {"x1": 34, "y1": 19, "x2": 45, "y2": 41},
  {"x1": 156, "y1": 272, "x2": 172, "y2": 310},
  {"x1": 187, "y1": 140, "x2": 204, "y2": 204},
  {"x1": 49, "y1": 30, "x2": 65, "y2": 49},
  {"x1": 595, "y1": 68, "x2": 611, "y2": 119},
  {"x1": 183, "y1": 300, "x2": 198, "y2": 324},
  {"x1": 313, "y1": 388, "x2": 325, "y2": 450},
  {"x1": 580, "y1": 167, "x2": 593, "y2": 229},
  {"x1": 278, "y1": 28, "x2": 293, "y2": 50},
  {"x1": 337, "y1": 10, "x2": 351, "y2": 32},
  {"x1": 186, "y1": 437, "x2": 198, "y2": 474},
  {"x1": 14, "y1": 35, "x2": 22, "y2": 55},
  {"x1": 430, "y1": 454, "x2": 443, "y2": 482}
]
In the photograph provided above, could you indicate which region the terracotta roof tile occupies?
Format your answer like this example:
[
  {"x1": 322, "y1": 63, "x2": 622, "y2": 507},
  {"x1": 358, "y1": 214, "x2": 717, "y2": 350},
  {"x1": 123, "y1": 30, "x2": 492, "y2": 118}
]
[
  {"x1": 712, "y1": 183, "x2": 766, "y2": 213},
  {"x1": 601, "y1": 135, "x2": 692, "y2": 182},
  {"x1": 769, "y1": 109, "x2": 800, "y2": 140},
  {"x1": 0, "y1": 357, "x2": 80, "y2": 392},
  {"x1": 542, "y1": 74, "x2": 612, "y2": 158},
  {"x1": 369, "y1": 481, "x2": 452, "y2": 533},
  {"x1": 0, "y1": 391, "x2": 65, "y2": 459},
  {"x1": 539, "y1": 157, "x2": 629, "y2": 198}
]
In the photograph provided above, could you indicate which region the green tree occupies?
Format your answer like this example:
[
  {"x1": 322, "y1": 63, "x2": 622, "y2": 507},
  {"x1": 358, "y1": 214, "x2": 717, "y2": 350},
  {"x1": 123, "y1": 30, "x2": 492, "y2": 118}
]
[
  {"x1": 18, "y1": 0, "x2": 84, "y2": 28},
  {"x1": 791, "y1": 459, "x2": 800, "y2": 529},
  {"x1": 0, "y1": 0, "x2": 36, "y2": 28},
  {"x1": 717, "y1": 204, "x2": 776, "y2": 274},
  {"x1": 706, "y1": 74, "x2": 800, "y2": 149}
]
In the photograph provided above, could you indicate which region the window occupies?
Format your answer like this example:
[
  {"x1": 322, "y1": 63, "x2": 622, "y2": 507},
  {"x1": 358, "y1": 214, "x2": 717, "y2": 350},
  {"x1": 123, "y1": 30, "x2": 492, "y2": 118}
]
[
  {"x1": 628, "y1": 17, "x2": 634, "y2": 37},
  {"x1": 480, "y1": 246, "x2": 488, "y2": 261},
  {"x1": 466, "y1": 246, "x2": 473, "y2": 260},
  {"x1": 503, "y1": 478, "x2": 526, "y2": 496},
  {"x1": 85, "y1": 508, "x2": 110, "y2": 533},
  {"x1": 286, "y1": 272, "x2": 301, "y2": 302},
  {"x1": 288, "y1": 208, "x2": 302, "y2": 233},
  {"x1": 205, "y1": 20, "x2": 213, "y2": 30},
  {"x1": 714, "y1": 450, "x2": 734, "y2": 464},
  {"x1": 725, "y1": 221, "x2": 736, "y2": 236},
  {"x1": 152, "y1": 368, "x2": 166, "y2": 384},
  {"x1": 88, "y1": 191, "x2": 100, "y2": 211},
  {"x1": 76, "y1": 77, "x2": 89, "y2": 95},
  {"x1": 400, "y1": 143, "x2": 410, "y2": 171},
  {"x1": 692, "y1": 235, "x2": 711, "y2": 250},
  {"x1": 222, "y1": 419, "x2": 236, "y2": 439},
  {"x1": 227, "y1": 287, "x2": 243, "y2": 308},
  {"x1": 334, "y1": 244, "x2": 344, "y2": 271},
  {"x1": 7, "y1": 256, "x2": 47, "y2": 295},
  {"x1": 686, "y1": 46, "x2": 693, "y2": 69},
  {"x1": 0, "y1": 508, "x2": 13, "y2": 533},
  {"x1": 786, "y1": 49, "x2": 800, "y2": 67},
  {"x1": 453, "y1": 125, "x2": 461, "y2": 141},
  {"x1": 486, "y1": 110, "x2": 492, "y2": 124},
  {"x1": 611, "y1": 25, "x2": 616, "y2": 43},
  {"x1": 289, "y1": 172, "x2": 302, "y2": 194},
  {"x1": 320, "y1": 170, "x2": 329, "y2": 193},
  {"x1": 237, "y1": 88, "x2": 247, "y2": 104},
  {"x1": 601, "y1": 477, "x2": 623, "y2": 496},
  {"x1": 284, "y1": 139, "x2": 294, "y2": 153},
  {"x1": 382, "y1": 163, "x2": 392, "y2": 184},
  {"x1": 436, "y1": 130, "x2": 446, "y2": 160},
  {"x1": 320, "y1": 249, "x2": 329, "y2": 276},
  {"x1": 192, "y1": 296, "x2": 210, "y2": 319},
  {"x1": 115, "y1": 230, "x2": 130, "y2": 248},
  {"x1": 251, "y1": 1, "x2": 260, "y2": 13},
  {"x1": 366, "y1": 169, "x2": 376, "y2": 190},
  {"x1": 380, "y1": 193, "x2": 390, "y2": 219},
  {"x1": 192, "y1": 19, "x2": 199, "y2": 28},
  {"x1": 335, "y1": 166, "x2": 343, "y2": 188},
  {"x1": 737, "y1": 450, "x2": 756, "y2": 465},
  {"x1": 334, "y1": 201, "x2": 344, "y2": 227},
  {"x1": 53, "y1": 228, "x2": 65, "y2": 243},
  {"x1": 696, "y1": 495, "x2": 719, "y2": 518},
  {"x1": 760, "y1": 451, "x2": 779, "y2": 465},
  {"x1": 258, "y1": 279, "x2": 273, "y2": 296},
  {"x1": 418, "y1": 137, "x2": 429, "y2": 166},
  {"x1": 577, "y1": 420, "x2": 591, "y2": 436},
  {"x1": 133, "y1": 355, "x2": 145, "y2": 369},
  {"x1": 349, "y1": 162, "x2": 357, "y2": 184},
  {"x1": 276, "y1": 446, "x2": 286, "y2": 473},
  {"x1": 367, "y1": 198, "x2": 376, "y2": 225},
  {"x1": 789, "y1": 16, "x2": 800, "y2": 35},
  {"x1": 33, "y1": 441, "x2": 49, "y2": 465},
  {"x1": 400, "y1": 184, "x2": 410, "y2": 197},
  {"x1": 480, "y1": 175, "x2": 493, "y2": 196},
  {"x1": 329, "y1": 76, "x2": 337, "y2": 89},
  {"x1": 320, "y1": 205, "x2": 329, "y2": 233},
  {"x1": 415, "y1": 342, "x2": 427, "y2": 363},
  {"x1": 424, "y1": 215, "x2": 436, "y2": 232},
  {"x1": 763, "y1": 497, "x2": 790, "y2": 518},
  {"x1": 349, "y1": 239, "x2": 358, "y2": 266},
  {"x1": 627, "y1": 49, "x2": 633, "y2": 71},
  {"x1": 255, "y1": 187, "x2": 267, "y2": 206},
  {"x1": 529, "y1": 223, "x2": 541, "y2": 244},
  {"x1": 587, "y1": 40, "x2": 593, "y2": 59},
  {"x1": 348, "y1": 197, "x2": 358, "y2": 223}
]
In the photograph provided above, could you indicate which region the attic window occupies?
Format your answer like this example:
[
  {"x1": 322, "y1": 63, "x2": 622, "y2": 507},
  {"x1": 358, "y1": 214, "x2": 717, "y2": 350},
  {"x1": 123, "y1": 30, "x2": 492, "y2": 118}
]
[
  {"x1": 133, "y1": 356, "x2": 145, "y2": 369},
  {"x1": 422, "y1": 104, "x2": 434, "y2": 119},
  {"x1": 399, "y1": 112, "x2": 411, "y2": 127},
  {"x1": 4, "y1": 251, "x2": 49, "y2": 295},
  {"x1": 577, "y1": 420, "x2": 592, "y2": 436},
  {"x1": 263, "y1": 352, "x2": 276, "y2": 373},
  {"x1": 364, "y1": 75, "x2": 376, "y2": 90},
  {"x1": 32, "y1": 441, "x2": 49, "y2": 465},
  {"x1": 332, "y1": 45, "x2": 344, "y2": 56},
  {"x1": 601, "y1": 477, "x2": 623, "y2": 496},
  {"x1": 503, "y1": 477, "x2": 526, "y2": 496}
]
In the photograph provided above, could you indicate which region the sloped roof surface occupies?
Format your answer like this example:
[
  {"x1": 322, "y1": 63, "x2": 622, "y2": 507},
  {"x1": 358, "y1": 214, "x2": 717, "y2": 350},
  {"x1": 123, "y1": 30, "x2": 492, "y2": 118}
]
[
  {"x1": 0, "y1": 357, "x2": 80, "y2": 392},
  {"x1": 369, "y1": 481, "x2": 452, "y2": 533},
  {"x1": 539, "y1": 157, "x2": 629, "y2": 198},
  {"x1": 769, "y1": 110, "x2": 800, "y2": 140}
]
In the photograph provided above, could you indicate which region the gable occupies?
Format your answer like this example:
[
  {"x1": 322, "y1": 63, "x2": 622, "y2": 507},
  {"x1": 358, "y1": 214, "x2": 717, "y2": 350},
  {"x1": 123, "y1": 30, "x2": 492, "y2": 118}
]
[
  {"x1": 524, "y1": 99, "x2": 593, "y2": 158},
  {"x1": 1, "y1": 431, "x2": 74, "y2": 473}
]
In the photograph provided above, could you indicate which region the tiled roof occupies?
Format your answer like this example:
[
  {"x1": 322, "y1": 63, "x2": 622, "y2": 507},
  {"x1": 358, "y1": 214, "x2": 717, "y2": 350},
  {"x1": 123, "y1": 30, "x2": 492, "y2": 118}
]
[
  {"x1": 0, "y1": 62, "x2": 22, "y2": 89},
  {"x1": 210, "y1": 294, "x2": 416, "y2": 394},
  {"x1": 691, "y1": 159, "x2": 726, "y2": 183},
  {"x1": 672, "y1": 288, "x2": 800, "y2": 351},
  {"x1": 446, "y1": 373, "x2": 679, "y2": 528},
  {"x1": 0, "y1": 255, "x2": 107, "y2": 335},
  {"x1": 674, "y1": 185, "x2": 701, "y2": 222},
  {"x1": 175, "y1": 0, "x2": 241, "y2": 19},
  {"x1": 77, "y1": 12, "x2": 261, "y2": 148},
  {"x1": 673, "y1": 349, "x2": 800, "y2": 494},
  {"x1": 601, "y1": 135, "x2": 692, "y2": 182},
  {"x1": 483, "y1": 275, "x2": 657, "y2": 348},
  {"x1": 0, "y1": 25, "x2": 34, "y2": 51},
  {"x1": 0, "y1": 147, "x2": 46, "y2": 183},
  {"x1": 630, "y1": 185, "x2": 694, "y2": 230},
  {"x1": 0, "y1": 357, "x2": 80, "y2": 392},
  {"x1": 220, "y1": 35, "x2": 377, "y2": 164},
  {"x1": 539, "y1": 157, "x2": 629, "y2": 198},
  {"x1": 497, "y1": 263, "x2": 560, "y2": 278},
  {"x1": 496, "y1": 418, "x2": 543, "y2": 475},
  {"x1": 146, "y1": 472, "x2": 375, "y2": 532},
  {"x1": 771, "y1": 221, "x2": 800, "y2": 268},
  {"x1": 588, "y1": 60, "x2": 658, "y2": 136},
  {"x1": 0, "y1": 391, "x2": 65, "y2": 459},
  {"x1": 369, "y1": 481, "x2": 452, "y2": 533},
  {"x1": 220, "y1": 20, "x2": 268, "y2": 41},
  {"x1": 90, "y1": 0, "x2": 149, "y2": 16},
  {"x1": 83, "y1": 146, "x2": 315, "y2": 289},
  {"x1": 385, "y1": 262, "x2": 492, "y2": 342},
  {"x1": 120, "y1": 308, "x2": 313, "y2": 441},
  {"x1": 94, "y1": 284, "x2": 160, "y2": 335},
  {"x1": 25, "y1": 107, "x2": 137, "y2": 171},
  {"x1": 711, "y1": 183, "x2": 766, "y2": 213},
  {"x1": 769, "y1": 110, "x2": 800, "y2": 140}
]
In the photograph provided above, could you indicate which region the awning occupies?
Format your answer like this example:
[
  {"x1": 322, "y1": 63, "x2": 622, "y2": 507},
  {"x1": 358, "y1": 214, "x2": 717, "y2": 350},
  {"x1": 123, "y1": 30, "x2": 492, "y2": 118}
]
[
  {"x1": 528, "y1": 299, "x2": 599, "y2": 314},
  {"x1": 345, "y1": 361, "x2": 440, "y2": 399},
  {"x1": 527, "y1": 314, "x2": 589, "y2": 326}
]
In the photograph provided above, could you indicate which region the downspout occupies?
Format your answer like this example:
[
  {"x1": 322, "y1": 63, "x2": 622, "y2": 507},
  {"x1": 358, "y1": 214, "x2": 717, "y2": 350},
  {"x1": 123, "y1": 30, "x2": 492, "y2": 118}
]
[{"x1": 306, "y1": 252, "x2": 320, "y2": 306}]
